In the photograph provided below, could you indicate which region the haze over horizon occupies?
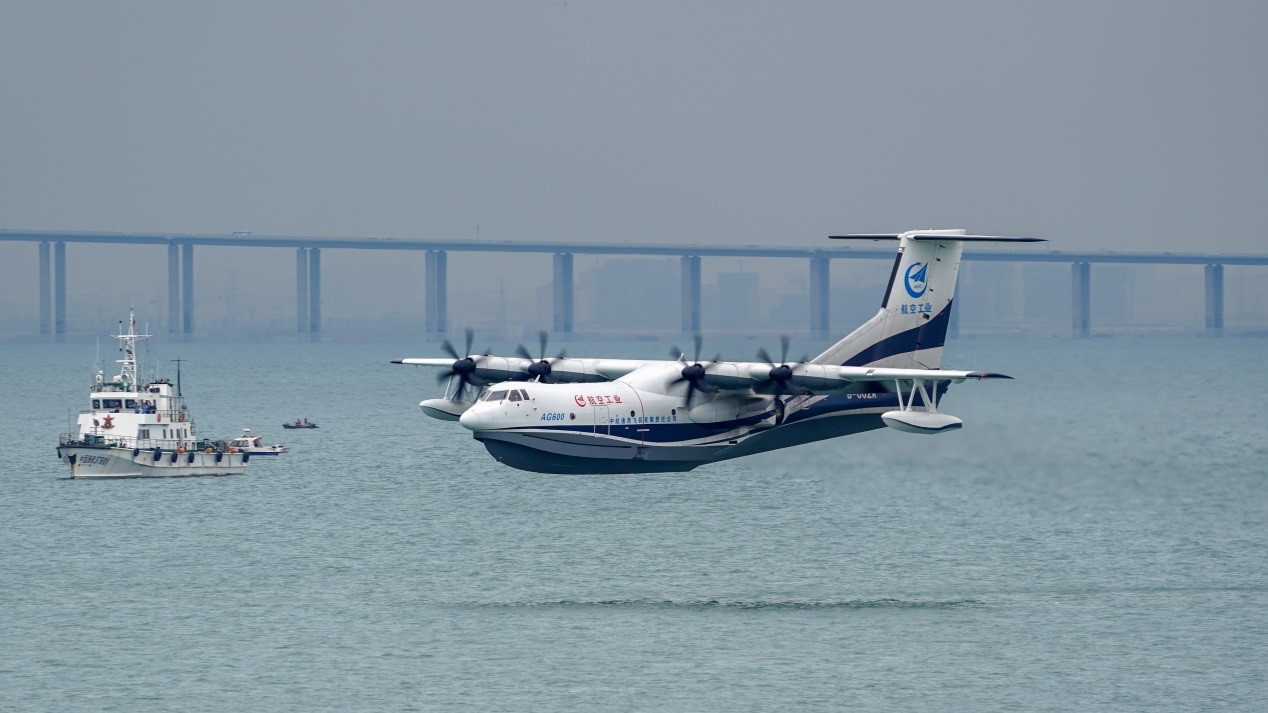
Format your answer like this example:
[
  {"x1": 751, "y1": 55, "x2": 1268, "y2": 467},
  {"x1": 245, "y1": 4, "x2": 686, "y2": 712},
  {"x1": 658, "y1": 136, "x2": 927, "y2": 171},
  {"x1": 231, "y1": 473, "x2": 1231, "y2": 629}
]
[
  {"x1": 4, "y1": 2, "x2": 1267, "y2": 249},
  {"x1": 2, "y1": 2, "x2": 1267, "y2": 335}
]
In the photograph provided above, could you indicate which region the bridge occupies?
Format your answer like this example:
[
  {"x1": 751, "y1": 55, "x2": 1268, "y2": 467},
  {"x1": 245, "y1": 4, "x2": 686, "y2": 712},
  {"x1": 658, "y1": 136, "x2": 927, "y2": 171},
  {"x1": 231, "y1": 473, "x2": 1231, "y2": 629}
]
[{"x1": 3, "y1": 229, "x2": 1265, "y2": 339}]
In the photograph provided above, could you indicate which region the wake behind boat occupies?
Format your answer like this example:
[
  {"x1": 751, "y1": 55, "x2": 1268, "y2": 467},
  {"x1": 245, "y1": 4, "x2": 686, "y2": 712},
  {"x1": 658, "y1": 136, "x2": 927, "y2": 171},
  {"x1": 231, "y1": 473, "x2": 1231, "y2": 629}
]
[{"x1": 56, "y1": 309, "x2": 249, "y2": 478}]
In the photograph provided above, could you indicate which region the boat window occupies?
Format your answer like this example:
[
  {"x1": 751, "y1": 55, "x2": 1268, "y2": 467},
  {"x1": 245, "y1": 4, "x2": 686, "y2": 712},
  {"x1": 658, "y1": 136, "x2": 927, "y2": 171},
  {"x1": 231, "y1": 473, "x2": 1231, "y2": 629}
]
[
  {"x1": 92, "y1": 399, "x2": 101, "y2": 409},
  {"x1": 508, "y1": 391, "x2": 522, "y2": 402},
  {"x1": 483, "y1": 390, "x2": 508, "y2": 402},
  {"x1": 102, "y1": 399, "x2": 123, "y2": 410},
  {"x1": 125, "y1": 399, "x2": 138, "y2": 409}
]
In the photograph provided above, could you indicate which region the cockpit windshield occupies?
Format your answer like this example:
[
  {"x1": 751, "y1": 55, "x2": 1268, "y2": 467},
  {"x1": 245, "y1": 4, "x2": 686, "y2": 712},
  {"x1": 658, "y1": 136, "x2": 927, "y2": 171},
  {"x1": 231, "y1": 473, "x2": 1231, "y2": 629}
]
[{"x1": 482, "y1": 390, "x2": 508, "y2": 402}]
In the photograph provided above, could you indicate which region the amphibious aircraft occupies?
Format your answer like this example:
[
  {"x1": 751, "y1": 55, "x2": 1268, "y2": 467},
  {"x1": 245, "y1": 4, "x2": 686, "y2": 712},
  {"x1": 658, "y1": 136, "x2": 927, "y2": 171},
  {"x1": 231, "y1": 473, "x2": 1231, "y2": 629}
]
[{"x1": 393, "y1": 229, "x2": 1043, "y2": 473}]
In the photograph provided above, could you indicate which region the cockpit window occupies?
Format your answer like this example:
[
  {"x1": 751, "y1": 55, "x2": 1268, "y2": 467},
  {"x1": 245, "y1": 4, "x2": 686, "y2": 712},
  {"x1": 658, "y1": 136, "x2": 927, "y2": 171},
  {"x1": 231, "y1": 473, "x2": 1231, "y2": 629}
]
[
  {"x1": 519, "y1": 389, "x2": 530, "y2": 400},
  {"x1": 483, "y1": 390, "x2": 508, "y2": 402},
  {"x1": 508, "y1": 391, "x2": 522, "y2": 402}
]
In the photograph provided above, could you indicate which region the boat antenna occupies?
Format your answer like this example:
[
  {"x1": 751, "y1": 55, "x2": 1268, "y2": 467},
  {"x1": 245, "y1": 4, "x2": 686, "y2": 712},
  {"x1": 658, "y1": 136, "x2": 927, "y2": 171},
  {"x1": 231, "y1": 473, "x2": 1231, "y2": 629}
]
[{"x1": 170, "y1": 357, "x2": 184, "y2": 397}]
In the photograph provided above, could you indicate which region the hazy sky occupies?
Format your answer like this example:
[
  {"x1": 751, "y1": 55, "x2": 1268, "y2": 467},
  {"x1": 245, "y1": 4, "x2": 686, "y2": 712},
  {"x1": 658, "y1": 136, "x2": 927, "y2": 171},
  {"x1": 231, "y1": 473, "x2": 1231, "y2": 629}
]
[{"x1": 3, "y1": 0, "x2": 1266, "y2": 254}]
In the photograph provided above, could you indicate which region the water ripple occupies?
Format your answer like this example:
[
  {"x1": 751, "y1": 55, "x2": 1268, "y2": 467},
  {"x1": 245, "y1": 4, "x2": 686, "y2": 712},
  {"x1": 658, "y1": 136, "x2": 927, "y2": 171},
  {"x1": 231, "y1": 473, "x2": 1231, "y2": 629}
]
[{"x1": 440, "y1": 597, "x2": 983, "y2": 610}]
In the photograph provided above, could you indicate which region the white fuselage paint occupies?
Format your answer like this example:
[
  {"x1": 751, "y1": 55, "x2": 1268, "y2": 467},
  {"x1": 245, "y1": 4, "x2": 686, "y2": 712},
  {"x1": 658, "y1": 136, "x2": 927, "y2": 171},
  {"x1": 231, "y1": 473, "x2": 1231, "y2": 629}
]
[{"x1": 456, "y1": 364, "x2": 899, "y2": 474}]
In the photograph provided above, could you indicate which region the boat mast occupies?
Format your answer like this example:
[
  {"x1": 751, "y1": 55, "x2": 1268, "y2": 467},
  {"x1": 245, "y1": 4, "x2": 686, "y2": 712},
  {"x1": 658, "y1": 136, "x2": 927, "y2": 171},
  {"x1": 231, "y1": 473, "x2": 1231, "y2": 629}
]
[
  {"x1": 171, "y1": 358, "x2": 184, "y2": 397},
  {"x1": 112, "y1": 306, "x2": 150, "y2": 392}
]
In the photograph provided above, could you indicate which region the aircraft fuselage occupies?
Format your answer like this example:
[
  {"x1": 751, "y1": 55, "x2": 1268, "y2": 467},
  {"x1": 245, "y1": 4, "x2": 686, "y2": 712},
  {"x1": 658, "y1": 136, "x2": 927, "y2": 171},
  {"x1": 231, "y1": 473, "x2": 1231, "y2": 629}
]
[{"x1": 458, "y1": 364, "x2": 902, "y2": 474}]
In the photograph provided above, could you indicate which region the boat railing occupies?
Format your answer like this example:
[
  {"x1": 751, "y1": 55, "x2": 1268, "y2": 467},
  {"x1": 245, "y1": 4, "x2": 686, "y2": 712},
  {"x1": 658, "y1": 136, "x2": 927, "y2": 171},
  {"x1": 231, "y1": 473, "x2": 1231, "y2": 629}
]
[
  {"x1": 76, "y1": 408, "x2": 190, "y2": 423},
  {"x1": 60, "y1": 433, "x2": 229, "y2": 452}
]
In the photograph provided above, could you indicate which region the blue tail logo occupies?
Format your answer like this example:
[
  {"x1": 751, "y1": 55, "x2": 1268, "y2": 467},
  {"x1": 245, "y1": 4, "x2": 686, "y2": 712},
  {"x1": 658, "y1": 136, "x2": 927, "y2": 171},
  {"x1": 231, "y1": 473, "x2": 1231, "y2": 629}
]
[{"x1": 904, "y1": 262, "x2": 928, "y2": 298}]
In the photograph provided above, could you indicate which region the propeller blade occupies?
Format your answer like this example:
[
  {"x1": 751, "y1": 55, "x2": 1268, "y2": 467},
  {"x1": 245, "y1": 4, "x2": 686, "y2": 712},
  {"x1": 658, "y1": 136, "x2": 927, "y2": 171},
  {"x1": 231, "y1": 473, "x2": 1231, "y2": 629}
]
[{"x1": 440, "y1": 339, "x2": 460, "y2": 360}]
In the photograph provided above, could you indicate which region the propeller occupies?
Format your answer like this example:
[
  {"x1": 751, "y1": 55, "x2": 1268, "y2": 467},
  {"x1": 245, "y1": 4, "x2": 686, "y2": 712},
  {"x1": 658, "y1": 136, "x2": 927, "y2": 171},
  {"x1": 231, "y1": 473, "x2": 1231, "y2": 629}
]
[
  {"x1": 514, "y1": 330, "x2": 567, "y2": 382},
  {"x1": 436, "y1": 328, "x2": 483, "y2": 400},
  {"x1": 669, "y1": 334, "x2": 720, "y2": 407},
  {"x1": 755, "y1": 335, "x2": 806, "y2": 396}
]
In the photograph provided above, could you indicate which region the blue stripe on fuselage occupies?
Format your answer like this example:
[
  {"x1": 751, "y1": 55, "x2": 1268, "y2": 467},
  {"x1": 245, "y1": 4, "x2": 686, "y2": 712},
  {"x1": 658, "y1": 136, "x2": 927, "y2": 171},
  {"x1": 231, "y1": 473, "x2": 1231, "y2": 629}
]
[{"x1": 483, "y1": 392, "x2": 899, "y2": 444}]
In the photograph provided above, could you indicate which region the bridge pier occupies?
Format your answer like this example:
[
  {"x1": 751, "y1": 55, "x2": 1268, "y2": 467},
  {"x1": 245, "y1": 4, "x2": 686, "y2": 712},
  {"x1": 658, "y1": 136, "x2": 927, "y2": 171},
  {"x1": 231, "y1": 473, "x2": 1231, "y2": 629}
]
[
  {"x1": 296, "y1": 248, "x2": 309, "y2": 333},
  {"x1": 39, "y1": 242, "x2": 51, "y2": 336},
  {"x1": 308, "y1": 248, "x2": 321, "y2": 338},
  {"x1": 553, "y1": 252, "x2": 574, "y2": 334},
  {"x1": 1205, "y1": 264, "x2": 1224, "y2": 337},
  {"x1": 1072, "y1": 261, "x2": 1091, "y2": 338},
  {"x1": 181, "y1": 244, "x2": 195, "y2": 335},
  {"x1": 810, "y1": 254, "x2": 830, "y2": 339},
  {"x1": 54, "y1": 242, "x2": 66, "y2": 339},
  {"x1": 424, "y1": 250, "x2": 448, "y2": 340},
  {"x1": 167, "y1": 244, "x2": 180, "y2": 334},
  {"x1": 681, "y1": 255, "x2": 701, "y2": 334}
]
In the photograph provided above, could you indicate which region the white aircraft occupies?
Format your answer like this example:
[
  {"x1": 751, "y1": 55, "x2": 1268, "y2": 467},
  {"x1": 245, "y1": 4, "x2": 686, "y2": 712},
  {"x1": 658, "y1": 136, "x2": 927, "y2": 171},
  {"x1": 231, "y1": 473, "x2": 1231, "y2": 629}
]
[{"x1": 393, "y1": 229, "x2": 1043, "y2": 473}]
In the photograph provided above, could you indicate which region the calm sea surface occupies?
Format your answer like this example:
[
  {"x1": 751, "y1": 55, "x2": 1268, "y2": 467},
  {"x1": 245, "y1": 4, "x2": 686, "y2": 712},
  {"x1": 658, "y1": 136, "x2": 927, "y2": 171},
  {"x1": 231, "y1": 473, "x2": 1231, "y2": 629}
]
[{"x1": 2, "y1": 336, "x2": 1265, "y2": 711}]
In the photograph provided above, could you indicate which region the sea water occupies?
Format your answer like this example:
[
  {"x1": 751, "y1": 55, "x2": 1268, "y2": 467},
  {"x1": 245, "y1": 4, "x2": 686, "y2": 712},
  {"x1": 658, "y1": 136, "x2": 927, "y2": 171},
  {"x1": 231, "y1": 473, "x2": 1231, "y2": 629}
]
[{"x1": 1, "y1": 337, "x2": 1265, "y2": 711}]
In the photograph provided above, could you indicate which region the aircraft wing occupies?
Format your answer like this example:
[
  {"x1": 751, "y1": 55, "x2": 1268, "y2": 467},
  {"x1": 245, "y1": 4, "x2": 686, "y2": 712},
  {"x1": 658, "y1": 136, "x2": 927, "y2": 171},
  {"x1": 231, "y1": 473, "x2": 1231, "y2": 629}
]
[
  {"x1": 393, "y1": 353, "x2": 1010, "y2": 391},
  {"x1": 686, "y1": 361, "x2": 1012, "y2": 393},
  {"x1": 391, "y1": 355, "x2": 660, "y2": 383},
  {"x1": 833, "y1": 366, "x2": 1012, "y2": 383}
]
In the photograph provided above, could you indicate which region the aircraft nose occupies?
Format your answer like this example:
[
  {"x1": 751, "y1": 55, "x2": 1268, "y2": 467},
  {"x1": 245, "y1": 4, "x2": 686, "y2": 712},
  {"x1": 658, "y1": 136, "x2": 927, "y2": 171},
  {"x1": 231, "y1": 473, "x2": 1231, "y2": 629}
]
[{"x1": 459, "y1": 406, "x2": 486, "y2": 431}]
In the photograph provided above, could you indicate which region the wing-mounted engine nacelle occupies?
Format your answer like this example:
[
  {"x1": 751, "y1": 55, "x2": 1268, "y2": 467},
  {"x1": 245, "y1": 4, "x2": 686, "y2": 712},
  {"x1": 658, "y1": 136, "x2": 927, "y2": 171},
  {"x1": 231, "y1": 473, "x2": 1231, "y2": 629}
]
[
  {"x1": 688, "y1": 395, "x2": 771, "y2": 429},
  {"x1": 420, "y1": 398, "x2": 473, "y2": 422},
  {"x1": 473, "y1": 356, "x2": 534, "y2": 383},
  {"x1": 788, "y1": 364, "x2": 854, "y2": 392},
  {"x1": 543, "y1": 358, "x2": 610, "y2": 383}
]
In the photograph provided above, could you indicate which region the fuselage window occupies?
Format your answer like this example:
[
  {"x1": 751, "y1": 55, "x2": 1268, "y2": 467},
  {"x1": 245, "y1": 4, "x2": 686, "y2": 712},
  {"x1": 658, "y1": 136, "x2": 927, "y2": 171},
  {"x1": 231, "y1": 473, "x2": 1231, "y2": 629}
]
[{"x1": 483, "y1": 390, "x2": 508, "y2": 402}]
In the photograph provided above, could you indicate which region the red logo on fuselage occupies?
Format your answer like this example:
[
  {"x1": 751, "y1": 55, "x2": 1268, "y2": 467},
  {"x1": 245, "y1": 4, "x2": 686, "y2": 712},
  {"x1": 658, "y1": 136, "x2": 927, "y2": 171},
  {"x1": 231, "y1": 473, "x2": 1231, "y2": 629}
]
[{"x1": 574, "y1": 394, "x2": 587, "y2": 408}]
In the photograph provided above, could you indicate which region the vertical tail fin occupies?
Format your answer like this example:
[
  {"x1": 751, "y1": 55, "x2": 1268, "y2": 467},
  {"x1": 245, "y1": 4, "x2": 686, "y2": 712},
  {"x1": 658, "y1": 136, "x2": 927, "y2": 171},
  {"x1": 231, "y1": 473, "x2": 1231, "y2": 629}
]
[{"x1": 813, "y1": 230, "x2": 1043, "y2": 369}]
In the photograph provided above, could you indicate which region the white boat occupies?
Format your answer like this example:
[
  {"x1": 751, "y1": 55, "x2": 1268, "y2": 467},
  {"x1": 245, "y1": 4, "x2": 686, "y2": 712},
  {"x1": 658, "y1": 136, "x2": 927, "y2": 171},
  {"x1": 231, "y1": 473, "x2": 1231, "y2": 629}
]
[
  {"x1": 56, "y1": 308, "x2": 249, "y2": 478},
  {"x1": 229, "y1": 429, "x2": 288, "y2": 456}
]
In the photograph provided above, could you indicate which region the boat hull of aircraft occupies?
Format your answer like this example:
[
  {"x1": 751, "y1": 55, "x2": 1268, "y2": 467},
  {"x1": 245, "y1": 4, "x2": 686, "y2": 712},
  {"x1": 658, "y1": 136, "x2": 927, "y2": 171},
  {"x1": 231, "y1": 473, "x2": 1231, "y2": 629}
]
[{"x1": 469, "y1": 391, "x2": 899, "y2": 474}]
